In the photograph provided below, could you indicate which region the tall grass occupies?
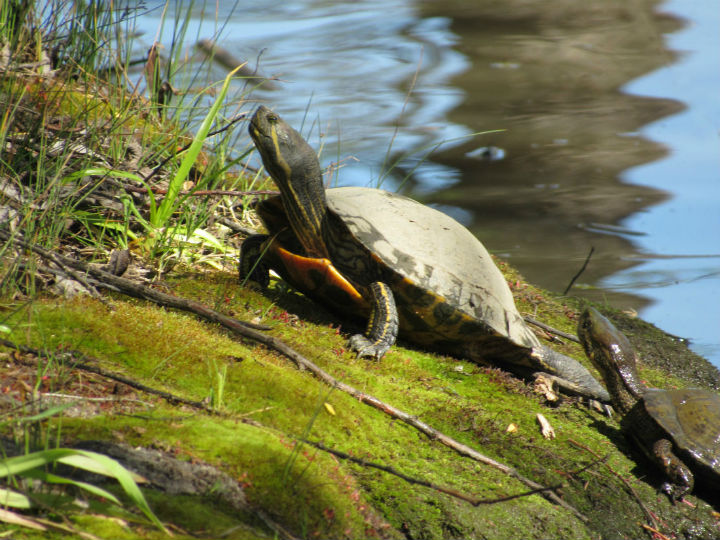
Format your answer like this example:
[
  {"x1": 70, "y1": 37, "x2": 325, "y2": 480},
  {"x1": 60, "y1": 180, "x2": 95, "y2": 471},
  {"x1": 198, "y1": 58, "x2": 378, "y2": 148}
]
[
  {"x1": 0, "y1": 1, "x2": 263, "y2": 284},
  {"x1": 0, "y1": 0, "x2": 261, "y2": 533}
]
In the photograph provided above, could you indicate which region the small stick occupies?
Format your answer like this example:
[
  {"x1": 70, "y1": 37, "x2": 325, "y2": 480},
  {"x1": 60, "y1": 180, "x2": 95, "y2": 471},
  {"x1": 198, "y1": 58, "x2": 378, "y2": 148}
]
[
  {"x1": 303, "y1": 439, "x2": 561, "y2": 507},
  {"x1": 39, "y1": 393, "x2": 149, "y2": 405},
  {"x1": 524, "y1": 316, "x2": 580, "y2": 344},
  {"x1": 641, "y1": 523, "x2": 673, "y2": 540},
  {"x1": 563, "y1": 247, "x2": 594, "y2": 295},
  {"x1": 217, "y1": 216, "x2": 259, "y2": 237}
]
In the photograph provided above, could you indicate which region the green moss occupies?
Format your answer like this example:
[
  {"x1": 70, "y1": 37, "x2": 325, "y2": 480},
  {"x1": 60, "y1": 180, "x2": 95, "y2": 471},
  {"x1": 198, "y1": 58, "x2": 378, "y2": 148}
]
[{"x1": 3, "y1": 267, "x2": 720, "y2": 539}]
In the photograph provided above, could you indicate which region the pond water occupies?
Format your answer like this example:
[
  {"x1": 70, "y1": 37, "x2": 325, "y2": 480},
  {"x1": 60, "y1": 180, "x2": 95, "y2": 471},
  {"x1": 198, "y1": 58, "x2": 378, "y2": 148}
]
[{"x1": 133, "y1": 0, "x2": 719, "y2": 366}]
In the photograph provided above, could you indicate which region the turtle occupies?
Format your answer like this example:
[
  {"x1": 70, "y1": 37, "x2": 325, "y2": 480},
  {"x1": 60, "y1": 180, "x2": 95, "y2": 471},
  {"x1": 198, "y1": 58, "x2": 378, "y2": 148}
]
[
  {"x1": 578, "y1": 306, "x2": 720, "y2": 500},
  {"x1": 239, "y1": 105, "x2": 609, "y2": 402}
]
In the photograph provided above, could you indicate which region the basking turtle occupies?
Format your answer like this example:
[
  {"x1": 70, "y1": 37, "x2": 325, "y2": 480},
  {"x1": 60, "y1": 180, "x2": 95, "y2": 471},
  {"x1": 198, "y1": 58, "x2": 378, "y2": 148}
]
[
  {"x1": 240, "y1": 106, "x2": 609, "y2": 402},
  {"x1": 578, "y1": 307, "x2": 720, "y2": 500}
]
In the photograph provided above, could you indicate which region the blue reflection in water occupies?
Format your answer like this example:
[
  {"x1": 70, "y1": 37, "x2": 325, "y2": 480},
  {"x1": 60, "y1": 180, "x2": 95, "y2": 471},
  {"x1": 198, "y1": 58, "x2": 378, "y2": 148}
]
[{"x1": 608, "y1": 0, "x2": 720, "y2": 363}]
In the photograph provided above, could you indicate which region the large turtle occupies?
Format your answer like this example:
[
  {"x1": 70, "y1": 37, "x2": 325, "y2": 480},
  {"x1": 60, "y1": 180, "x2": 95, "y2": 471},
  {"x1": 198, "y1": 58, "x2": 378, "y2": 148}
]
[
  {"x1": 240, "y1": 106, "x2": 609, "y2": 402},
  {"x1": 578, "y1": 307, "x2": 720, "y2": 500}
]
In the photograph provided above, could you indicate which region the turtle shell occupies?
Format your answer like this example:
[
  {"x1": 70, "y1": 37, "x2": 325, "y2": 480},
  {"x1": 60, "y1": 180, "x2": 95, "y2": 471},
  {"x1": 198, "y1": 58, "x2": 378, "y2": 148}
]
[
  {"x1": 325, "y1": 187, "x2": 540, "y2": 354},
  {"x1": 643, "y1": 388, "x2": 720, "y2": 473}
]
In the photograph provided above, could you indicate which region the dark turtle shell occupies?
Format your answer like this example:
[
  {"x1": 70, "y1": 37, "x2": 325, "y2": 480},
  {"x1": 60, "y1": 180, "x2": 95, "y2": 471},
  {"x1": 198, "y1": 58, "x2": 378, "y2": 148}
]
[
  {"x1": 643, "y1": 388, "x2": 720, "y2": 472},
  {"x1": 324, "y1": 186, "x2": 540, "y2": 358}
]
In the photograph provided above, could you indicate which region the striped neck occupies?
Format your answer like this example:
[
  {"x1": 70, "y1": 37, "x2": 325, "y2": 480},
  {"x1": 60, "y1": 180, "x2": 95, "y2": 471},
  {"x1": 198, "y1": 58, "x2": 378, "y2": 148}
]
[{"x1": 249, "y1": 106, "x2": 330, "y2": 258}]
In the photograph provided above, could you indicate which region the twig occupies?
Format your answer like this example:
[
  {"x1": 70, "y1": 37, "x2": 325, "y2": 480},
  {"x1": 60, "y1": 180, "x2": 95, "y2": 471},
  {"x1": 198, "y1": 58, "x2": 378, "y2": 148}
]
[
  {"x1": 217, "y1": 216, "x2": 259, "y2": 237},
  {"x1": 641, "y1": 523, "x2": 673, "y2": 540},
  {"x1": 253, "y1": 508, "x2": 299, "y2": 540},
  {"x1": 524, "y1": 316, "x2": 580, "y2": 344},
  {"x1": 303, "y1": 439, "x2": 561, "y2": 507},
  {"x1": 13, "y1": 510, "x2": 102, "y2": 540},
  {"x1": 563, "y1": 247, "x2": 594, "y2": 295},
  {"x1": 0, "y1": 231, "x2": 585, "y2": 520},
  {"x1": 40, "y1": 393, "x2": 149, "y2": 405},
  {"x1": 112, "y1": 182, "x2": 278, "y2": 199},
  {"x1": 561, "y1": 454, "x2": 609, "y2": 479}
]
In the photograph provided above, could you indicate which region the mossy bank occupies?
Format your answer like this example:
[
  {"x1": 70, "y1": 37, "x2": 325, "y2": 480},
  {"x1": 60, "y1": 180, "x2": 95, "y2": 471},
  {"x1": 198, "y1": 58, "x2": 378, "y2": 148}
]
[{"x1": 2, "y1": 262, "x2": 720, "y2": 540}]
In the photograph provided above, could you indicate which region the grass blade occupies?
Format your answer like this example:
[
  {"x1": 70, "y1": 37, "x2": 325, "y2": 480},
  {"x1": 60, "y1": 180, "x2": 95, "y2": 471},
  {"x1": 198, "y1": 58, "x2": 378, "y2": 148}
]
[
  {"x1": 0, "y1": 449, "x2": 167, "y2": 533},
  {"x1": 23, "y1": 469, "x2": 122, "y2": 505},
  {"x1": 0, "y1": 487, "x2": 32, "y2": 509},
  {"x1": 0, "y1": 507, "x2": 47, "y2": 530},
  {"x1": 154, "y1": 64, "x2": 244, "y2": 227}
]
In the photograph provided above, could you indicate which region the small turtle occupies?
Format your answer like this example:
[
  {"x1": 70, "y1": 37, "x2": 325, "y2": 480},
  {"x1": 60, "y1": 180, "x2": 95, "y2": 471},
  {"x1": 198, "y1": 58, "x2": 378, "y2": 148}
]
[
  {"x1": 578, "y1": 307, "x2": 720, "y2": 500},
  {"x1": 240, "y1": 106, "x2": 609, "y2": 402}
]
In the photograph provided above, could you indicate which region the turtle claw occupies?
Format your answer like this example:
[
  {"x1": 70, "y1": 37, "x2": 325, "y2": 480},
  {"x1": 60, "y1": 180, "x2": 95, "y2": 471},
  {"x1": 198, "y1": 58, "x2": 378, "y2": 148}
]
[
  {"x1": 661, "y1": 481, "x2": 684, "y2": 503},
  {"x1": 660, "y1": 479, "x2": 692, "y2": 504},
  {"x1": 348, "y1": 334, "x2": 388, "y2": 361},
  {"x1": 601, "y1": 402, "x2": 614, "y2": 417}
]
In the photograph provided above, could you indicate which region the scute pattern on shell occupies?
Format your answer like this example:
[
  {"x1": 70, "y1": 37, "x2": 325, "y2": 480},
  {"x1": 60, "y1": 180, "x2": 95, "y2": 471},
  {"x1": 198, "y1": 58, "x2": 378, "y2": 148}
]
[
  {"x1": 643, "y1": 388, "x2": 720, "y2": 472},
  {"x1": 326, "y1": 187, "x2": 539, "y2": 349}
]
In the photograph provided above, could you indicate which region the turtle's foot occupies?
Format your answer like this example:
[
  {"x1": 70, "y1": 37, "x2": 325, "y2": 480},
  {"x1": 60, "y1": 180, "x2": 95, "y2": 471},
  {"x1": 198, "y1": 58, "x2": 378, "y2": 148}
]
[
  {"x1": 594, "y1": 400, "x2": 614, "y2": 417},
  {"x1": 349, "y1": 282, "x2": 398, "y2": 360},
  {"x1": 661, "y1": 481, "x2": 691, "y2": 504},
  {"x1": 348, "y1": 334, "x2": 391, "y2": 361},
  {"x1": 654, "y1": 439, "x2": 694, "y2": 502}
]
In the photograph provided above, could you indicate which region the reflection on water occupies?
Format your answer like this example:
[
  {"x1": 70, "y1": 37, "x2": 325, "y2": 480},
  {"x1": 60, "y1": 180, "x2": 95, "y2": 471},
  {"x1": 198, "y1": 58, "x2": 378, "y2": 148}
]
[
  {"x1": 134, "y1": 0, "x2": 718, "y2": 365},
  {"x1": 604, "y1": 0, "x2": 720, "y2": 363},
  {"x1": 414, "y1": 1, "x2": 682, "y2": 305}
]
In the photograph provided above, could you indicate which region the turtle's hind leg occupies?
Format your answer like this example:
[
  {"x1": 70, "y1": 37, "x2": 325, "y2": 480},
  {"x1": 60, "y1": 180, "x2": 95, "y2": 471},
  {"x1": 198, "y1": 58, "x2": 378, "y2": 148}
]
[{"x1": 652, "y1": 438, "x2": 694, "y2": 502}]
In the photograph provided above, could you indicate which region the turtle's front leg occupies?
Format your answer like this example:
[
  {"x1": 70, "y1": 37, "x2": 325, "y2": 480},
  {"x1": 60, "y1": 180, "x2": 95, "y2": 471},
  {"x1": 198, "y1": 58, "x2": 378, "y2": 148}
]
[
  {"x1": 239, "y1": 234, "x2": 271, "y2": 288},
  {"x1": 349, "y1": 281, "x2": 399, "y2": 360},
  {"x1": 652, "y1": 438, "x2": 694, "y2": 501}
]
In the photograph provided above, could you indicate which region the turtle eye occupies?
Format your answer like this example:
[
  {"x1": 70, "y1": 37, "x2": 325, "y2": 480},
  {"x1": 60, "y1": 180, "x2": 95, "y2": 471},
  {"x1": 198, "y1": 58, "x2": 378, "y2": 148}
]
[{"x1": 267, "y1": 113, "x2": 278, "y2": 124}]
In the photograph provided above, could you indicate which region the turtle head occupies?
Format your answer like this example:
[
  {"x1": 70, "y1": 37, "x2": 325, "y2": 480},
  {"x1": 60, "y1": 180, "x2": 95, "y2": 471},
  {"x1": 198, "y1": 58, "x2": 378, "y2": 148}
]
[
  {"x1": 249, "y1": 106, "x2": 329, "y2": 258},
  {"x1": 577, "y1": 307, "x2": 644, "y2": 415}
]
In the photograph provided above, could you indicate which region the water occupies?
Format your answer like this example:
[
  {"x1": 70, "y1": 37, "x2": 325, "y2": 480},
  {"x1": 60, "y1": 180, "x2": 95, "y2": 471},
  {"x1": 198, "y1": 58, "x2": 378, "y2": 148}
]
[
  {"x1": 606, "y1": 0, "x2": 720, "y2": 363},
  {"x1": 132, "y1": 0, "x2": 719, "y2": 366}
]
